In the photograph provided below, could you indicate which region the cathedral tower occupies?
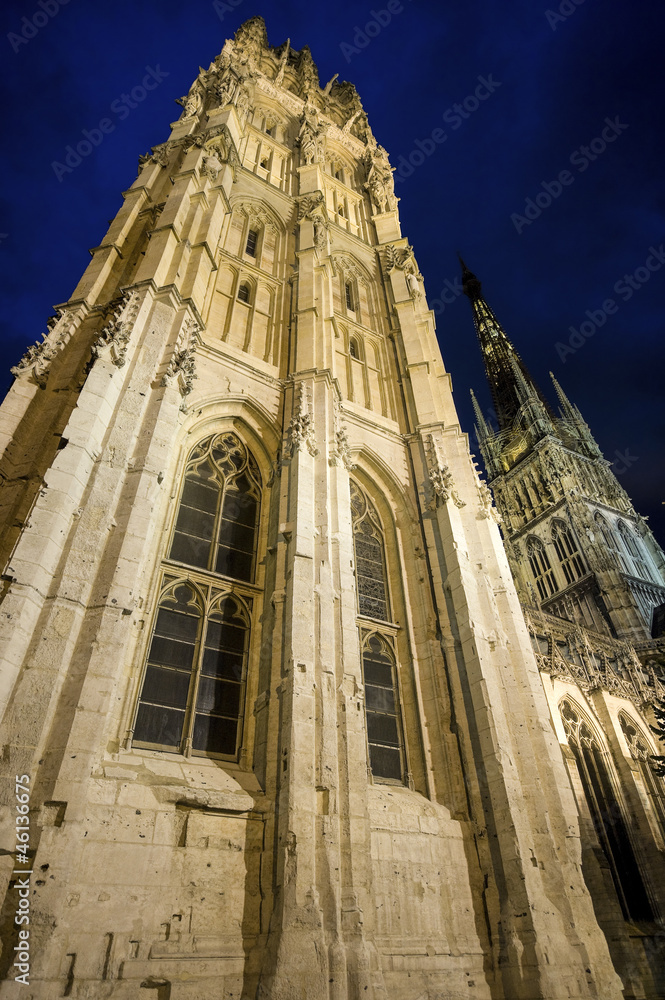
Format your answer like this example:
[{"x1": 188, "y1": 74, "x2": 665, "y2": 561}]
[
  {"x1": 0, "y1": 17, "x2": 655, "y2": 1000},
  {"x1": 463, "y1": 258, "x2": 665, "y2": 644},
  {"x1": 465, "y1": 260, "x2": 665, "y2": 996}
]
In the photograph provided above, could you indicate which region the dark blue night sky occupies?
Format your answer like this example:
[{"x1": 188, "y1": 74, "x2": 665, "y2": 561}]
[{"x1": 1, "y1": 0, "x2": 663, "y2": 536}]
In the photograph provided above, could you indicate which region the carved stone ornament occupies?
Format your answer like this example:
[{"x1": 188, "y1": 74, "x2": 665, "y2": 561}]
[
  {"x1": 236, "y1": 200, "x2": 277, "y2": 234},
  {"x1": 384, "y1": 243, "x2": 423, "y2": 299},
  {"x1": 331, "y1": 253, "x2": 368, "y2": 288},
  {"x1": 285, "y1": 382, "x2": 318, "y2": 459},
  {"x1": 329, "y1": 399, "x2": 355, "y2": 470},
  {"x1": 177, "y1": 84, "x2": 203, "y2": 121},
  {"x1": 138, "y1": 143, "x2": 169, "y2": 170},
  {"x1": 234, "y1": 85, "x2": 251, "y2": 123},
  {"x1": 92, "y1": 291, "x2": 140, "y2": 368},
  {"x1": 424, "y1": 435, "x2": 465, "y2": 510},
  {"x1": 296, "y1": 191, "x2": 329, "y2": 252},
  {"x1": 11, "y1": 305, "x2": 85, "y2": 388},
  {"x1": 298, "y1": 102, "x2": 327, "y2": 165},
  {"x1": 274, "y1": 39, "x2": 290, "y2": 87},
  {"x1": 161, "y1": 315, "x2": 200, "y2": 406},
  {"x1": 11, "y1": 338, "x2": 59, "y2": 388},
  {"x1": 201, "y1": 148, "x2": 224, "y2": 182},
  {"x1": 477, "y1": 479, "x2": 502, "y2": 523},
  {"x1": 216, "y1": 75, "x2": 235, "y2": 108},
  {"x1": 364, "y1": 144, "x2": 398, "y2": 214}
]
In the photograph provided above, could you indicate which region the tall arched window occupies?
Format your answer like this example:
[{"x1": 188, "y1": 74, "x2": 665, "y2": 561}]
[
  {"x1": 169, "y1": 432, "x2": 261, "y2": 581},
  {"x1": 594, "y1": 512, "x2": 630, "y2": 573},
  {"x1": 561, "y1": 699, "x2": 654, "y2": 921},
  {"x1": 350, "y1": 481, "x2": 406, "y2": 783},
  {"x1": 618, "y1": 521, "x2": 654, "y2": 582},
  {"x1": 527, "y1": 536, "x2": 558, "y2": 600},
  {"x1": 620, "y1": 713, "x2": 665, "y2": 839},
  {"x1": 132, "y1": 433, "x2": 261, "y2": 758},
  {"x1": 551, "y1": 519, "x2": 586, "y2": 585},
  {"x1": 350, "y1": 480, "x2": 390, "y2": 621},
  {"x1": 360, "y1": 632, "x2": 405, "y2": 783}
]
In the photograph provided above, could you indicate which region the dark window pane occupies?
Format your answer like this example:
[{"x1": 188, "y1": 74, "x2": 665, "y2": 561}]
[
  {"x1": 206, "y1": 618, "x2": 247, "y2": 654},
  {"x1": 192, "y1": 713, "x2": 238, "y2": 755},
  {"x1": 363, "y1": 659, "x2": 393, "y2": 687},
  {"x1": 149, "y1": 635, "x2": 196, "y2": 670},
  {"x1": 367, "y1": 713, "x2": 399, "y2": 747},
  {"x1": 216, "y1": 545, "x2": 253, "y2": 581},
  {"x1": 222, "y1": 487, "x2": 257, "y2": 527},
  {"x1": 202, "y1": 646, "x2": 244, "y2": 680},
  {"x1": 170, "y1": 533, "x2": 210, "y2": 568},
  {"x1": 140, "y1": 664, "x2": 191, "y2": 709},
  {"x1": 245, "y1": 229, "x2": 258, "y2": 256},
  {"x1": 174, "y1": 503, "x2": 216, "y2": 542},
  {"x1": 196, "y1": 676, "x2": 241, "y2": 717},
  {"x1": 154, "y1": 607, "x2": 199, "y2": 643},
  {"x1": 134, "y1": 703, "x2": 185, "y2": 747},
  {"x1": 181, "y1": 477, "x2": 219, "y2": 515},
  {"x1": 369, "y1": 744, "x2": 401, "y2": 780},
  {"x1": 218, "y1": 518, "x2": 256, "y2": 551},
  {"x1": 365, "y1": 684, "x2": 396, "y2": 713}
]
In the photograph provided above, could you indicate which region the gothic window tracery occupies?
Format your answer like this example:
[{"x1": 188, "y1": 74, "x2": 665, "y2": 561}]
[
  {"x1": 360, "y1": 632, "x2": 405, "y2": 783},
  {"x1": 526, "y1": 536, "x2": 558, "y2": 600},
  {"x1": 551, "y1": 519, "x2": 586, "y2": 585},
  {"x1": 350, "y1": 481, "x2": 390, "y2": 621},
  {"x1": 617, "y1": 520, "x2": 654, "y2": 582},
  {"x1": 620, "y1": 712, "x2": 665, "y2": 838},
  {"x1": 350, "y1": 481, "x2": 407, "y2": 784},
  {"x1": 560, "y1": 699, "x2": 654, "y2": 921},
  {"x1": 133, "y1": 432, "x2": 262, "y2": 759},
  {"x1": 594, "y1": 512, "x2": 630, "y2": 573},
  {"x1": 169, "y1": 433, "x2": 261, "y2": 581}
]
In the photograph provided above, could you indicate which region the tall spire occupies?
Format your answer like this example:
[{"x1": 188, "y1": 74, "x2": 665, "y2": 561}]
[{"x1": 460, "y1": 258, "x2": 554, "y2": 431}]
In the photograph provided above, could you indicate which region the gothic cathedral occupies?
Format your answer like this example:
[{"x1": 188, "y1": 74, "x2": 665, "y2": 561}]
[{"x1": 1, "y1": 17, "x2": 664, "y2": 1000}]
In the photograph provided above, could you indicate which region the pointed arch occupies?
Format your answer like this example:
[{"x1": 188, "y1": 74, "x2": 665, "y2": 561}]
[
  {"x1": 560, "y1": 697, "x2": 654, "y2": 921},
  {"x1": 619, "y1": 710, "x2": 665, "y2": 839},
  {"x1": 526, "y1": 535, "x2": 558, "y2": 599},
  {"x1": 132, "y1": 430, "x2": 264, "y2": 760},
  {"x1": 551, "y1": 518, "x2": 586, "y2": 584}
]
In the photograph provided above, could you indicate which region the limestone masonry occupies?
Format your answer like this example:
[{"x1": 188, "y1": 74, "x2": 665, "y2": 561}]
[{"x1": 1, "y1": 17, "x2": 664, "y2": 1000}]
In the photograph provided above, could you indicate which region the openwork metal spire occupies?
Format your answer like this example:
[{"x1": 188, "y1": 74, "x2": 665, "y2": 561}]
[{"x1": 460, "y1": 258, "x2": 554, "y2": 431}]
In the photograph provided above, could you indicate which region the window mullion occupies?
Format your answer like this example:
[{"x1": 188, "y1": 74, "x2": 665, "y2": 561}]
[
  {"x1": 208, "y1": 475, "x2": 226, "y2": 574},
  {"x1": 181, "y1": 594, "x2": 208, "y2": 756}
]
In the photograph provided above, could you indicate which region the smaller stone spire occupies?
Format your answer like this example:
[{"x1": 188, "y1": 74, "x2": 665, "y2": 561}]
[
  {"x1": 549, "y1": 371, "x2": 578, "y2": 421},
  {"x1": 470, "y1": 388, "x2": 490, "y2": 441}
]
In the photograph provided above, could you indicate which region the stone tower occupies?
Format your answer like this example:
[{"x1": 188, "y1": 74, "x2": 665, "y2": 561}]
[
  {"x1": 464, "y1": 260, "x2": 665, "y2": 996},
  {"x1": 0, "y1": 17, "x2": 650, "y2": 1000},
  {"x1": 463, "y1": 260, "x2": 665, "y2": 644}
]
